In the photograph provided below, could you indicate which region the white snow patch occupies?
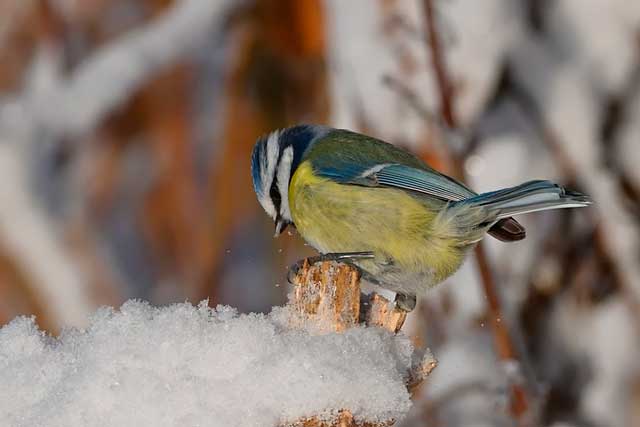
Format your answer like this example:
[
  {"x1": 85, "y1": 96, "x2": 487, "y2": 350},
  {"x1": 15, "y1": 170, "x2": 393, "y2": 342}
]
[
  {"x1": 0, "y1": 300, "x2": 414, "y2": 427},
  {"x1": 420, "y1": 333, "x2": 511, "y2": 427},
  {"x1": 552, "y1": 297, "x2": 640, "y2": 427},
  {"x1": 549, "y1": 0, "x2": 640, "y2": 93}
]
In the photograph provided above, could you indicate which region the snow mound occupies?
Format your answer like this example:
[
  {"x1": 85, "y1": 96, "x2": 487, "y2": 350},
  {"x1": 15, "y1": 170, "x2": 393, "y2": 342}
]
[{"x1": 0, "y1": 300, "x2": 413, "y2": 427}]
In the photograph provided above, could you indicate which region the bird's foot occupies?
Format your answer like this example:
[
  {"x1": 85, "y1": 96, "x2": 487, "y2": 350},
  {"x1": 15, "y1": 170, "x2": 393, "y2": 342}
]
[
  {"x1": 287, "y1": 252, "x2": 374, "y2": 284},
  {"x1": 394, "y1": 293, "x2": 417, "y2": 312}
]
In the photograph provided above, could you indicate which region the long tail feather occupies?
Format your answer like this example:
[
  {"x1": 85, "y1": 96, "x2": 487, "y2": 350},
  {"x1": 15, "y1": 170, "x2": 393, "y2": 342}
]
[{"x1": 463, "y1": 180, "x2": 591, "y2": 220}]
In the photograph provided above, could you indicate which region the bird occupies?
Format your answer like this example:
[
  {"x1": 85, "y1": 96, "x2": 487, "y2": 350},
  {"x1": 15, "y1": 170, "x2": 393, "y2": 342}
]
[{"x1": 250, "y1": 124, "x2": 591, "y2": 311}]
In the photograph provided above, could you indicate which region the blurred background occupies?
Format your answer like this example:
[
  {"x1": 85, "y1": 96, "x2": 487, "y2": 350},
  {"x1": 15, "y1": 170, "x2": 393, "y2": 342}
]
[{"x1": 0, "y1": 0, "x2": 639, "y2": 426}]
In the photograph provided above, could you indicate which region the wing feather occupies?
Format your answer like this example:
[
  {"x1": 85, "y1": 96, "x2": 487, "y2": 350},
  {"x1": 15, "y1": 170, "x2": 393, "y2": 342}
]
[
  {"x1": 315, "y1": 162, "x2": 475, "y2": 202},
  {"x1": 305, "y1": 129, "x2": 525, "y2": 240}
]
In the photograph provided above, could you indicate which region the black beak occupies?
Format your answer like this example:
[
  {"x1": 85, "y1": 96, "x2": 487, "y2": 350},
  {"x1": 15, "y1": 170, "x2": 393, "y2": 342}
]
[{"x1": 274, "y1": 216, "x2": 288, "y2": 237}]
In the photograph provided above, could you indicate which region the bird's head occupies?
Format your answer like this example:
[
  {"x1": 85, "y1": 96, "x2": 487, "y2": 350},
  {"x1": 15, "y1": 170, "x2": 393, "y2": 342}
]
[{"x1": 250, "y1": 124, "x2": 328, "y2": 236}]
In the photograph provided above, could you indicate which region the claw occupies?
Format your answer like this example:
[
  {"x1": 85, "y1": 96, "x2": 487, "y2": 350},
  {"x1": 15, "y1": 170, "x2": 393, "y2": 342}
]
[
  {"x1": 394, "y1": 293, "x2": 417, "y2": 312},
  {"x1": 327, "y1": 251, "x2": 375, "y2": 261},
  {"x1": 287, "y1": 258, "x2": 308, "y2": 284},
  {"x1": 286, "y1": 252, "x2": 374, "y2": 284}
]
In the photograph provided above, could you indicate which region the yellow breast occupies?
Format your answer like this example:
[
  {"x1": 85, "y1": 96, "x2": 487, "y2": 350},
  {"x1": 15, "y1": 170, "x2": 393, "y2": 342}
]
[{"x1": 288, "y1": 161, "x2": 466, "y2": 286}]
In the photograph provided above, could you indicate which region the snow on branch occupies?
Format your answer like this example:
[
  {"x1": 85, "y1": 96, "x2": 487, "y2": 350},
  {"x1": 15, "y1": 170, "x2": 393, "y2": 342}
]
[
  {"x1": 20, "y1": 0, "x2": 235, "y2": 139},
  {"x1": 0, "y1": 0, "x2": 236, "y2": 330},
  {"x1": 0, "y1": 260, "x2": 436, "y2": 427}
]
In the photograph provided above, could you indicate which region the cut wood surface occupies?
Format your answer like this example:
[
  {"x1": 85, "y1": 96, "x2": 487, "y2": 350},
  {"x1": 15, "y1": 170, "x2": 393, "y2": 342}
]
[
  {"x1": 363, "y1": 293, "x2": 408, "y2": 333},
  {"x1": 285, "y1": 410, "x2": 394, "y2": 427},
  {"x1": 289, "y1": 259, "x2": 360, "y2": 332}
]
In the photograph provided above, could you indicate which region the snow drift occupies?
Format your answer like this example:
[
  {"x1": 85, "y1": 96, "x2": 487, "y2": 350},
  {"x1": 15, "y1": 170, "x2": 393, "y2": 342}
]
[{"x1": 0, "y1": 300, "x2": 413, "y2": 427}]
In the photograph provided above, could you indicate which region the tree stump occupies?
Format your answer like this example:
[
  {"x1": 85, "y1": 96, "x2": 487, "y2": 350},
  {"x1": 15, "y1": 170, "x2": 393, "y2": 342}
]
[
  {"x1": 282, "y1": 259, "x2": 437, "y2": 427},
  {"x1": 289, "y1": 260, "x2": 361, "y2": 332},
  {"x1": 286, "y1": 410, "x2": 393, "y2": 427}
]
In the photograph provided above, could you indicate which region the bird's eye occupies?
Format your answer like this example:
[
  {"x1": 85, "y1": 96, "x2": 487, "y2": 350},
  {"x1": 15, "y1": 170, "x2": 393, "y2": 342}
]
[{"x1": 269, "y1": 182, "x2": 281, "y2": 213}]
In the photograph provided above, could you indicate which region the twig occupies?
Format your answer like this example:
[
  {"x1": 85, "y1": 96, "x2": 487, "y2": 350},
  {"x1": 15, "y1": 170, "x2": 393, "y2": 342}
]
[
  {"x1": 600, "y1": 31, "x2": 640, "y2": 218},
  {"x1": 407, "y1": 348, "x2": 438, "y2": 393},
  {"x1": 507, "y1": 71, "x2": 640, "y2": 331},
  {"x1": 0, "y1": 0, "x2": 236, "y2": 329},
  {"x1": 382, "y1": 74, "x2": 439, "y2": 124},
  {"x1": 423, "y1": 0, "x2": 455, "y2": 129},
  {"x1": 0, "y1": 0, "x2": 235, "y2": 140},
  {"x1": 422, "y1": 0, "x2": 532, "y2": 420}
]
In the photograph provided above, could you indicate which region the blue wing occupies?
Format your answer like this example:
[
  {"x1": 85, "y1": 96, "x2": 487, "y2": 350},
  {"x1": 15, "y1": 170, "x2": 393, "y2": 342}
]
[
  {"x1": 304, "y1": 127, "x2": 475, "y2": 201},
  {"x1": 303, "y1": 128, "x2": 526, "y2": 240},
  {"x1": 315, "y1": 162, "x2": 476, "y2": 201}
]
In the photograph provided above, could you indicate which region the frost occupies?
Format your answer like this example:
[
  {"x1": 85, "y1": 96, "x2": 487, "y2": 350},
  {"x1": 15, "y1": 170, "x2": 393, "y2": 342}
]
[{"x1": 0, "y1": 301, "x2": 413, "y2": 427}]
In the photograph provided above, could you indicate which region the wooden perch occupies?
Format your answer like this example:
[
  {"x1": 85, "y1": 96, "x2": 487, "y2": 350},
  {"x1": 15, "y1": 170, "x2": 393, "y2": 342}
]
[
  {"x1": 363, "y1": 293, "x2": 408, "y2": 334},
  {"x1": 407, "y1": 349, "x2": 438, "y2": 394},
  {"x1": 287, "y1": 410, "x2": 393, "y2": 427},
  {"x1": 288, "y1": 259, "x2": 409, "y2": 333},
  {"x1": 289, "y1": 259, "x2": 361, "y2": 332},
  {"x1": 283, "y1": 259, "x2": 437, "y2": 427}
]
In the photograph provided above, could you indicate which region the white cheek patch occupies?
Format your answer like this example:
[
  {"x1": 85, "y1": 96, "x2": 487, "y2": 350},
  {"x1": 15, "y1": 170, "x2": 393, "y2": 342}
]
[
  {"x1": 257, "y1": 130, "x2": 281, "y2": 220},
  {"x1": 264, "y1": 130, "x2": 280, "y2": 181},
  {"x1": 257, "y1": 192, "x2": 277, "y2": 220},
  {"x1": 276, "y1": 146, "x2": 294, "y2": 222}
]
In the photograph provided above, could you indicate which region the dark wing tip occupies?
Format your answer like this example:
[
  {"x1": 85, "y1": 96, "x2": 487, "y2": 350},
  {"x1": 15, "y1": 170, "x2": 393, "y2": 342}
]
[
  {"x1": 563, "y1": 188, "x2": 592, "y2": 205},
  {"x1": 488, "y1": 217, "x2": 526, "y2": 242}
]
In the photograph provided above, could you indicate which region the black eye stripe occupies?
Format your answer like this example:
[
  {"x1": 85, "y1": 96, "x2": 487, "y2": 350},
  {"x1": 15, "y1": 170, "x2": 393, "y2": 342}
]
[
  {"x1": 269, "y1": 181, "x2": 281, "y2": 213},
  {"x1": 268, "y1": 142, "x2": 288, "y2": 214}
]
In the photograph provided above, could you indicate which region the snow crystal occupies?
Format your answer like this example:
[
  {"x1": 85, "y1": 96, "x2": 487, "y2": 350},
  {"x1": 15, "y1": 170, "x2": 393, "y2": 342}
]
[{"x1": 0, "y1": 301, "x2": 414, "y2": 427}]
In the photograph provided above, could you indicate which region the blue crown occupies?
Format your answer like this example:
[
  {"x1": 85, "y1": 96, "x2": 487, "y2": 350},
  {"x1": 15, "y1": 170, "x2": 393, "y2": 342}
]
[{"x1": 251, "y1": 124, "x2": 327, "y2": 197}]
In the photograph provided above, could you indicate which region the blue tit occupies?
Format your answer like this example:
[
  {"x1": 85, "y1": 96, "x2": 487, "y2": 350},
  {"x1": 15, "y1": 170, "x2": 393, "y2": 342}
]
[{"x1": 251, "y1": 124, "x2": 591, "y2": 311}]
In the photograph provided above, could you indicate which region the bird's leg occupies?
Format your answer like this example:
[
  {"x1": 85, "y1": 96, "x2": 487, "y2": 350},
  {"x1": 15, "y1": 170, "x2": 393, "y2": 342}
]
[
  {"x1": 394, "y1": 293, "x2": 417, "y2": 312},
  {"x1": 287, "y1": 251, "x2": 374, "y2": 283},
  {"x1": 318, "y1": 251, "x2": 376, "y2": 262}
]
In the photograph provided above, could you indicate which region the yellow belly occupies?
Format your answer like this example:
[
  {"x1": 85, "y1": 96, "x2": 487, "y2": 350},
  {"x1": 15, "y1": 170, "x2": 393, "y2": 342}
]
[{"x1": 288, "y1": 161, "x2": 467, "y2": 290}]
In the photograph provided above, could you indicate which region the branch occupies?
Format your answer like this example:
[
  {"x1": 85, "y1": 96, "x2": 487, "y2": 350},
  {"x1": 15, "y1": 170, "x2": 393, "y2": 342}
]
[
  {"x1": 1, "y1": 0, "x2": 236, "y2": 140},
  {"x1": 0, "y1": 0, "x2": 236, "y2": 329},
  {"x1": 423, "y1": 0, "x2": 455, "y2": 128},
  {"x1": 0, "y1": 145, "x2": 94, "y2": 328},
  {"x1": 381, "y1": 74, "x2": 439, "y2": 125},
  {"x1": 508, "y1": 67, "x2": 640, "y2": 331},
  {"x1": 285, "y1": 259, "x2": 437, "y2": 426},
  {"x1": 422, "y1": 0, "x2": 531, "y2": 420},
  {"x1": 600, "y1": 31, "x2": 640, "y2": 217}
]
